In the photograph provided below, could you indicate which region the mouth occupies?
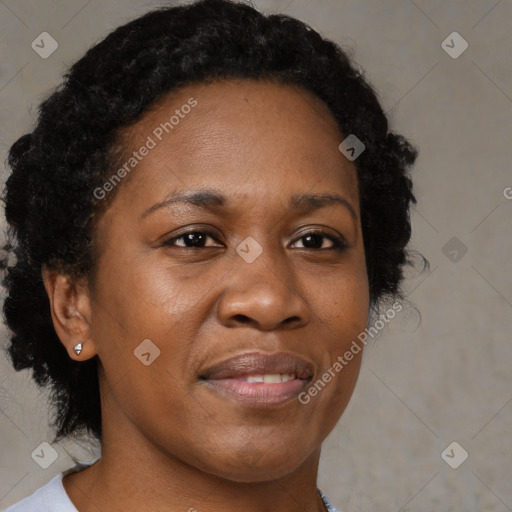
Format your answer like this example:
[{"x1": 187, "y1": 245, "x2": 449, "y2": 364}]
[{"x1": 198, "y1": 352, "x2": 314, "y2": 408}]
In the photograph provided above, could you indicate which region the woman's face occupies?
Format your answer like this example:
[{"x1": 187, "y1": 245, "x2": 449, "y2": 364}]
[{"x1": 87, "y1": 79, "x2": 369, "y2": 481}]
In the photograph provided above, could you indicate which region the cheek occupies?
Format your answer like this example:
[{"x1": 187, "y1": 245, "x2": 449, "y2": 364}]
[
  {"x1": 90, "y1": 255, "x2": 212, "y2": 405},
  {"x1": 90, "y1": 261, "x2": 199, "y2": 436},
  {"x1": 94, "y1": 256, "x2": 199, "y2": 336},
  {"x1": 312, "y1": 259, "x2": 369, "y2": 340},
  {"x1": 300, "y1": 259, "x2": 368, "y2": 413},
  {"x1": 329, "y1": 271, "x2": 369, "y2": 383}
]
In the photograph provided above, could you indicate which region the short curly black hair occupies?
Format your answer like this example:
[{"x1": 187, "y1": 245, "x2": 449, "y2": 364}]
[{"x1": 1, "y1": 0, "x2": 419, "y2": 444}]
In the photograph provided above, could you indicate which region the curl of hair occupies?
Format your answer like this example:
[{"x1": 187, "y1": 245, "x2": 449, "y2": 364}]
[{"x1": 1, "y1": 0, "x2": 421, "y2": 443}]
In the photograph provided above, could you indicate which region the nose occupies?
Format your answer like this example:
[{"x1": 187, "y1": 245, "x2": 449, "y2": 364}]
[{"x1": 216, "y1": 250, "x2": 310, "y2": 331}]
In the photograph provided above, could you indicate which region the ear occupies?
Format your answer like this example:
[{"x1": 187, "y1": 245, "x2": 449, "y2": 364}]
[{"x1": 42, "y1": 266, "x2": 97, "y2": 361}]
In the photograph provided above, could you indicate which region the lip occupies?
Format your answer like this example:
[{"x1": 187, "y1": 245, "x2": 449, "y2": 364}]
[
  {"x1": 198, "y1": 351, "x2": 315, "y2": 408},
  {"x1": 199, "y1": 351, "x2": 315, "y2": 380}
]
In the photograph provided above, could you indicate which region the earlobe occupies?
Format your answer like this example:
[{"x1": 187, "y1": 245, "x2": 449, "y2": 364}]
[{"x1": 41, "y1": 267, "x2": 97, "y2": 361}]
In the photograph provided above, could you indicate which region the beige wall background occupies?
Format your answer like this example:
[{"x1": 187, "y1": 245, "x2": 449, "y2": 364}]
[{"x1": 1, "y1": 1, "x2": 511, "y2": 511}]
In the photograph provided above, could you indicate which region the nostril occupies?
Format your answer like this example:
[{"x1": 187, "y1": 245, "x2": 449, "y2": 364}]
[
  {"x1": 233, "y1": 314, "x2": 251, "y2": 323},
  {"x1": 284, "y1": 316, "x2": 301, "y2": 324}
]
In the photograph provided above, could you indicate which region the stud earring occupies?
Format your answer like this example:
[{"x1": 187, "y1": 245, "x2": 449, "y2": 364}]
[{"x1": 73, "y1": 343, "x2": 83, "y2": 356}]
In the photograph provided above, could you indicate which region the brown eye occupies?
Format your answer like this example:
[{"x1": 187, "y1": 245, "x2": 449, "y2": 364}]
[
  {"x1": 164, "y1": 229, "x2": 222, "y2": 248},
  {"x1": 291, "y1": 230, "x2": 348, "y2": 251}
]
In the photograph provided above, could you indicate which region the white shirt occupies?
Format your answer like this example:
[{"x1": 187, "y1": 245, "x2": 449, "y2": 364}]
[
  {"x1": 4, "y1": 460, "x2": 340, "y2": 512},
  {"x1": 3, "y1": 461, "x2": 91, "y2": 512}
]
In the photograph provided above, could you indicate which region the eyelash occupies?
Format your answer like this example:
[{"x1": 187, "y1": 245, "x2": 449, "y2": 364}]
[{"x1": 163, "y1": 228, "x2": 348, "y2": 251}]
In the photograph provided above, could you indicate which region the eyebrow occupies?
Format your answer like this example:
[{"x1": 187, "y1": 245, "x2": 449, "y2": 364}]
[{"x1": 139, "y1": 190, "x2": 357, "y2": 221}]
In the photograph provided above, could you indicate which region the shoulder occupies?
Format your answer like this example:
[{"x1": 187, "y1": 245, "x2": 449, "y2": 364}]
[
  {"x1": 3, "y1": 472, "x2": 77, "y2": 512},
  {"x1": 4, "y1": 459, "x2": 97, "y2": 511}
]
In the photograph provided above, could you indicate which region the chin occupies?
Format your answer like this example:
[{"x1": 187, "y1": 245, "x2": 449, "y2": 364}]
[
  {"x1": 210, "y1": 463, "x2": 304, "y2": 484},
  {"x1": 199, "y1": 445, "x2": 315, "y2": 483}
]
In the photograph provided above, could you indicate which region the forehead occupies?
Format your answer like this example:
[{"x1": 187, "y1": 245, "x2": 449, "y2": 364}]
[{"x1": 104, "y1": 79, "x2": 359, "y2": 217}]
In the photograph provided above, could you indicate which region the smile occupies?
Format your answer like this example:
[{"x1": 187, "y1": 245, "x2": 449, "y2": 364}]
[
  {"x1": 198, "y1": 352, "x2": 314, "y2": 407},
  {"x1": 200, "y1": 374, "x2": 310, "y2": 407}
]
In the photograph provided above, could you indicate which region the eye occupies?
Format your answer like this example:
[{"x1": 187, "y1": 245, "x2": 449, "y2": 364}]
[
  {"x1": 163, "y1": 229, "x2": 223, "y2": 249},
  {"x1": 163, "y1": 228, "x2": 347, "y2": 251},
  {"x1": 290, "y1": 229, "x2": 347, "y2": 251}
]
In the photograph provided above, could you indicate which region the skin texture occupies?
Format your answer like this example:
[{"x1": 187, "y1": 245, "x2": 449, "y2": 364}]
[{"x1": 42, "y1": 79, "x2": 370, "y2": 512}]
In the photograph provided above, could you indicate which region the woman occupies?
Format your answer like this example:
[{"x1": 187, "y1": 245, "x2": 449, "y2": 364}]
[{"x1": 1, "y1": 0, "x2": 418, "y2": 510}]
